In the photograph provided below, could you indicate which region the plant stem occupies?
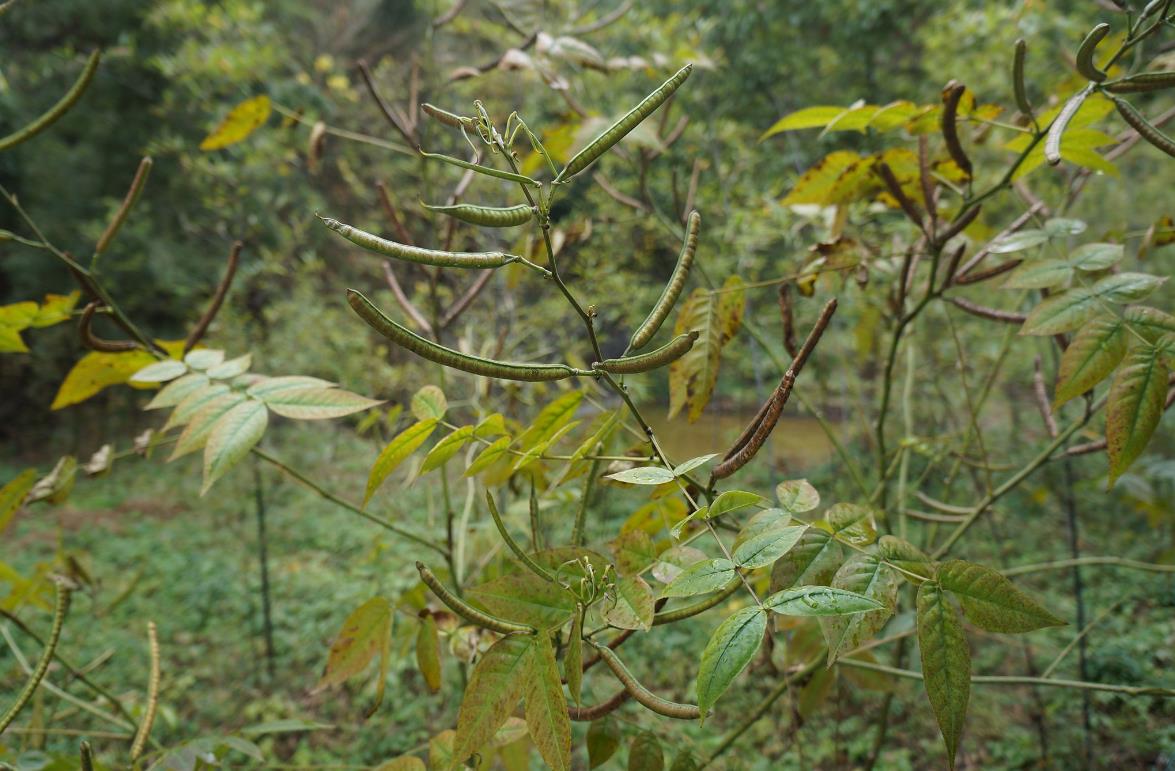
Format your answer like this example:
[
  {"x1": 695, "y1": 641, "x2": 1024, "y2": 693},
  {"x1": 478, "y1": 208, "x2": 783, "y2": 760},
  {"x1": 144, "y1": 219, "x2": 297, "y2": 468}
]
[{"x1": 253, "y1": 460, "x2": 277, "y2": 681}]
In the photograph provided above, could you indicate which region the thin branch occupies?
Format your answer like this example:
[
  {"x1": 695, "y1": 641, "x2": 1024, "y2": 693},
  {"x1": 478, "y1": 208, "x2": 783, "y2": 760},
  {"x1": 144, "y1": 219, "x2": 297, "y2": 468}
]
[
  {"x1": 593, "y1": 172, "x2": 650, "y2": 212},
  {"x1": 439, "y1": 270, "x2": 493, "y2": 329},
  {"x1": 184, "y1": 240, "x2": 242, "y2": 353},
  {"x1": 1033, "y1": 356, "x2": 1059, "y2": 438},
  {"x1": 375, "y1": 181, "x2": 416, "y2": 246},
  {"x1": 357, "y1": 60, "x2": 416, "y2": 147},
  {"x1": 382, "y1": 261, "x2": 433, "y2": 335}
]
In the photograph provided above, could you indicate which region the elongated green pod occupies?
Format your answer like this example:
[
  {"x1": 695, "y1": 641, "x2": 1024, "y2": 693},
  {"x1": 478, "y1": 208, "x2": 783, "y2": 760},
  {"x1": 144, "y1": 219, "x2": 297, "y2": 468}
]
[
  {"x1": 595, "y1": 332, "x2": 698, "y2": 374},
  {"x1": 347, "y1": 289, "x2": 588, "y2": 381},
  {"x1": 419, "y1": 149, "x2": 540, "y2": 187},
  {"x1": 80, "y1": 742, "x2": 95, "y2": 771},
  {"x1": 0, "y1": 50, "x2": 101, "y2": 152},
  {"x1": 0, "y1": 580, "x2": 71, "y2": 734},
  {"x1": 568, "y1": 690, "x2": 630, "y2": 721},
  {"x1": 629, "y1": 210, "x2": 701, "y2": 350},
  {"x1": 652, "y1": 576, "x2": 741, "y2": 625},
  {"x1": 422, "y1": 201, "x2": 533, "y2": 227},
  {"x1": 1112, "y1": 97, "x2": 1175, "y2": 158},
  {"x1": 1012, "y1": 39, "x2": 1034, "y2": 119},
  {"x1": 940, "y1": 81, "x2": 972, "y2": 179},
  {"x1": 1106, "y1": 71, "x2": 1175, "y2": 94},
  {"x1": 421, "y1": 102, "x2": 473, "y2": 128},
  {"x1": 1076, "y1": 23, "x2": 1111, "y2": 82},
  {"x1": 556, "y1": 64, "x2": 693, "y2": 182},
  {"x1": 1046, "y1": 89, "x2": 1090, "y2": 165},
  {"x1": 416, "y1": 562, "x2": 536, "y2": 635},
  {"x1": 486, "y1": 491, "x2": 557, "y2": 582},
  {"x1": 589, "y1": 642, "x2": 701, "y2": 719},
  {"x1": 321, "y1": 216, "x2": 517, "y2": 268}
]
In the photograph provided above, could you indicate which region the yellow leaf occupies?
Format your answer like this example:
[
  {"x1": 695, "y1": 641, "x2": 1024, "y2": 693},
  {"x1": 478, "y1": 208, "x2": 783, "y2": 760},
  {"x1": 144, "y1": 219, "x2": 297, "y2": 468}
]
[
  {"x1": 668, "y1": 276, "x2": 745, "y2": 422},
  {"x1": 200, "y1": 95, "x2": 272, "y2": 151},
  {"x1": 50, "y1": 341, "x2": 185, "y2": 410},
  {"x1": 314, "y1": 596, "x2": 393, "y2": 716},
  {"x1": 30, "y1": 291, "x2": 80, "y2": 328},
  {"x1": 782, "y1": 151, "x2": 861, "y2": 206}
]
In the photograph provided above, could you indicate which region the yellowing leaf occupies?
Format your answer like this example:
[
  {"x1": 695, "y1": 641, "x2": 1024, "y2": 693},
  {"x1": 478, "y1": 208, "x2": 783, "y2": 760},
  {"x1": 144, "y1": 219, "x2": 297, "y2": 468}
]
[
  {"x1": 1106, "y1": 345, "x2": 1170, "y2": 486},
  {"x1": 365, "y1": 419, "x2": 438, "y2": 504},
  {"x1": 917, "y1": 582, "x2": 970, "y2": 770},
  {"x1": 762, "y1": 106, "x2": 851, "y2": 138},
  {"x1": 668, "y1": 276, "x2": 745, "y2": 422},
  {"x1": 781, "y1": 151, "x2": 861, "y2": 206},
  {"x1": 415, "y1": 612, "x2": 442, "y2": 693},
  {"x1": 314, "y1": 597, "x2": 393, "y2": 716},
  {"x1": 30, "y1": 292, "x2": 80, "y2": 328},
  {"x1": 51, "y1": 342, "x2": 185, "y2": 410},
  {"x1": 524, "y1": 635, "x2": 571, "y2": 771},
  {"x1": 453, "y1": 635, "x2": 532, "y2": 769},
  {"x1": 0, "y1": 469, "x2": 37, "y2": 534},
  {"x1": 202, "y1": 398, "x2": 268, "y2": 493},
  {"x1": 200, "y1": 95, "x2": 272, "y2": 151}
]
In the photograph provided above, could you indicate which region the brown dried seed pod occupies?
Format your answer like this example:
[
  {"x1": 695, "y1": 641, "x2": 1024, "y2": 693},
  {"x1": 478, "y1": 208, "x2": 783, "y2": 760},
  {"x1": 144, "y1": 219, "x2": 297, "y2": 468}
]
[{"x1": 941, "y1": 81, "x2": 973, "y2": 179}]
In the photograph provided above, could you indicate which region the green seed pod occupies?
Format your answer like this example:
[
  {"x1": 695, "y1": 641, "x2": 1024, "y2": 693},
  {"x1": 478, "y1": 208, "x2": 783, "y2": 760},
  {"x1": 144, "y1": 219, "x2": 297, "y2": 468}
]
[
  {"x1": 652, "y1": 576, "x2": 741, "y2": 625},
  {"x1": 416, "y1": 561, "x2": 535, "y2": 635},
  {"x1": 629, "y1": 210, "x2": 701, "y2": 350},
  {"x1": 1046, "y1": 89, "x2": 1090, "y2": 165},
  {"x1": 421, "y1": 102, "x2": 473, "y2": 128},
  {"x1": 556, "y1": 64, "x2": 693, "y2": 182},
  {"x1": 321, "y1": 216, "x2": 518, "y2": 268},
  {"x1": 1112, "y1": 97, "x2": 1175, "y2": 158},
  {"x1": 940, "y1": 81, "x2": 972, "y2": 179},
  {"x1": 1075, "y1": 23, "x2": 1111, "y2": 82},
  {"x1": 422, "y1": 202, "x2": 533, "y2": 227},
  {"x1": 485, "y1": 491, "x2": 557, "y2": 582},
  {"x1": 347, "y1": 290, "x2": 587, "y2": 381},
  {"x1": 0, "y1": 50, "x2": 101, "y2": 152},
  {"x1": 595, "y1": 332, "x2": 698, "y2": 374},
  {"x1": 1012, "y1": 39, "x2": 1034, "y2": 119},
  {"x1": 1105, "y1": 71, "x2": 1175, "y2": 94},
  {"x1": 589, "y1": 643, "x2": 701, "y2": 719}
]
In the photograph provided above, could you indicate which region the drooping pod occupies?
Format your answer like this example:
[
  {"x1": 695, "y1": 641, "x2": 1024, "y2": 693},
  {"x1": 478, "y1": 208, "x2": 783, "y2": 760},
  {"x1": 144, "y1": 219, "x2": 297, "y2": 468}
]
[
  {"x1": 321, "y1": 216, "x2": 518, "y2": 269},
  {"x1": 0, "y1": 50, "x2": 101, "y2": 152},
  {"x1": 652, "y1": 576, "x2": 741, "y2": 626},
  {"x1": 629, "y1": 210, "x2": 701, "y2": 351},
  {"x1": 940, "y1": 81, "x2": 972, "y2": 179},
  {"x1": 594, "y1": 332, "x2": 698, "y2": 374},
  {"x1": 422, "y1": 202, "x2": 534, "y2": 227},
  {"x1": 1012, "y1": 39, "x2": 1034, "y2": 119},
  {"x1": 416, "y1": 562, "x2": 536, "y2": 635},
  {"x1": 421, "y1": 102, "x2": 474, "y2": 128},
  {"x1": 1045, "y1": 89, "x2": 1091, "y2": 165},
  {"x1": 588, "y1": 642, "x2": 701, "y2": 719},
  {"x1": 348, "y1": 290, "x2": 588, "y2": 381},
  {"x1": 1105, "y1": 71, "x2": 1175, "y2": 93},
  {"x1": 485, "y1": 491, "x2": 557, "y2": 583},
  {"x1": 556, "y1": 63, "x2": 693, "y2": 182},
  {"x1": 1075, "y1": 23, "x2": 1111, "y2": 82},
  {"x1": 1112, "y1": 97, "x2": 1175, "y2": 158},
  {"x1": 78, "y1": 302, "x2": 139, "y2": 352}
]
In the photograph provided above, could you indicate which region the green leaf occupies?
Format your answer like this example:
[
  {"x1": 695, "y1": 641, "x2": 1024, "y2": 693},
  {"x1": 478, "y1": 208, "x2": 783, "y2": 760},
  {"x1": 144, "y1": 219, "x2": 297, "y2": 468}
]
[
  {"x1": 464, "y1": 435, "x2": 512, "y2": 477},
  {"x1": 206, "y1": 353, "x2": 251, "y2": 379},
  {"x1": 603, "y1": 575, "x2": 656, "y2": 630},
  {"x1": 374, "y1": 757, "x2": 426, "y2": 771},
  {"x1": 764, "y1": 585, "x2": 885, "y2": 616},
  {"x1": 1044, "y1": 217, "x2": 1087, "y2": 237},
  {"x1": 524, "y1": 634, "x2": 571, "y2": 771},
  {"x1": 820, "y1": 553, "x2": 899, "y2": 664},
  {"x1": 245, "y1": 375, "x2": 334, "y2": 399},
  {"x1": 201, "y1": 399, "x2": 268, "y2": 493},
  {"x1": 430, "y1": 730, "x2": 456, "y2": 771},
  {"x1": 468, "y1": 573, "x2": 577, "y2": 630},
  {"x1": 183, "y1": 348, "x2": 225, "y2": 370},
  {"x1": 421, "y1": 427, "x2": 475, "y2": 473},
  {"x1": 987, "y1": 228, "x2": 1048, "y2": 254},
  {"x1": 169, "y1": 392, "x2": 246, "y2": 460},
  {"x1": 673, "y1": 453, "x2": 719, "y2": 476},
  {"x1": 628, "y1": 731, "x2": 664, "y2": 771},
  {"x1": 200, "y1": 95, "x2": 271, "y2": 150},
  {"x1": 611, "y1": 529, "x2": 661, "y2": 576},
  {"x1": 877, "y1": 535, "x2": 932, "y2": 580},
  {"x1": 517, "y1": 390, "x2": 583, "y2": 449},
  {"x1": 314, "y1": 596, "x2": 392, "y2": 716},
  {"x1": 1054, "y1": 317, "x2": 1127, "y2": 406},
  {"x1": 411, "y1": 385, "x2": 447, "y2": 421},
  {"x1": 651, "y1": 545, "x2": 708, "y2": 584},
  {"x1": 130, "y1": 359, "x2": 188, "y2": 384},
  {"x1": 707, "y1": 490, "x2": 764, "y2": 520},
  {"x1": 734, "y1": 508, "x2": 792, "y2": 549},
  {"x1": 452, "y1": 634, "x2": 531, "y2": 769},
  {"x1": 770, "y1": 528, "x2": 842, "y2": 591},
  {"x1": 1094, "y1": 272, "x2": 1166, "y2": 303},
  {"x1": 661, "y1": 558, "x2": 736, "y2": 598},
  {"x1": 1002, "y1": 259, "x2": 1073, "y2": 289},
  {"x1": 587, "y1": 718, "x2": 621, "y2": 768},
  {"x1": 163, "y1": 382, "x2": 232, "y2": 430},
  {"x1": 668, "y1": 750, "x2": 701, "y2": 771},
  {"x1": 762, "y1": 106, "x2": 854, "y2": 137},
  {"x1": 824, "y1": 502, "x2": 877, "y2": 546},
  {"x1": 565, "y1": 409, "x2": 621, "y2": 465},
  {"x1": 473, "y1": 413, "x2": 508, "y2": 438},
  {"x1": 239, "y1": 719, "x2": 335, "y2": 736},
  {"x1": 365, "y1": 419, "x2": 438, "y2": 504},
  {"x1": 0, "y1": 469, "x2": 37, "y2": 534},
  {"x1": 1106, "y1": 345, "x2": 1170, "y2": 485},
  {"x1": 938, "y1": 560, "x2": 1065, "y2": 632},
  {"x1": 145, "y1": 373, "x2": 210, "y2": 410},
  {"x1": 917, "y1": 582, "x2": 970, "y2": 770},
  {"x1": 606, "y1": 466, "x2": 676, "y2": 485},
  {"x1": 1124, "y1": 306, "x2": 1175, "y2": 343},
  {"x1": 776, "y1": 479, "x2": 820, "y2": 513},
  {"x1": 696, "y1": 606, "x2": 767, "y2": 718},
  {"x1": 732, "y1": 525, "x2": 808, "y2": 569},
  {"x1": 1021, "y1": 288, "x2": 1099, "y2": 336},
  {"x1": 668, "y1": 277, "x2": 745, "y2": 422},
  {"x1": 513, "y1": 420, "x2": 580, "y2": 470},
  {"x1": 416, "y1": 613, "x2": 442, "y2": 693},
  {"x1": 1069, "y1": 242, "x2": 1124, "y2": 271},
  {"x1": 262, "y1": 387, "x2": 381, "y2": 420}
]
